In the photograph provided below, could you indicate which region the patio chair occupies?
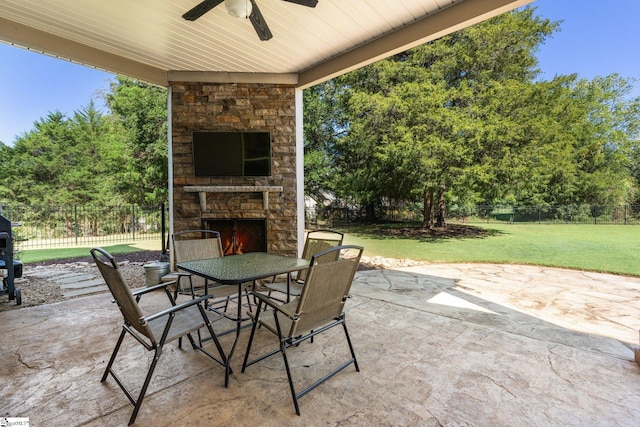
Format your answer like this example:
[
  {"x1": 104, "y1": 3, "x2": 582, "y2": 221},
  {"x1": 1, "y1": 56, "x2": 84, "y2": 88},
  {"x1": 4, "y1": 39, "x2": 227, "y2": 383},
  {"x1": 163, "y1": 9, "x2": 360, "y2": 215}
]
[
  {"x1": 266, "y1": 229, "x2": 344, "y2": 302},
  {"x1": 242, "y1": 245, "x2": 363, "y2": 415},
  {"x1": 90, "y1": 247, "x2": 227, "y2": 426},
  {"x1": 166, "y1": 230, "x2": 248, "y2": 312}
]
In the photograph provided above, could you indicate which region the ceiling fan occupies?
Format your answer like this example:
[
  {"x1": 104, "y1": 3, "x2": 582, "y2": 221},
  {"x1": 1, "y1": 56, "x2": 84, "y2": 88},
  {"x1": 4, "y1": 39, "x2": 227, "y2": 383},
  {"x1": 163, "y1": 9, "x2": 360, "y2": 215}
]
[{"x1": 182, "y1": 0, "x2": 318, "y2": 41}]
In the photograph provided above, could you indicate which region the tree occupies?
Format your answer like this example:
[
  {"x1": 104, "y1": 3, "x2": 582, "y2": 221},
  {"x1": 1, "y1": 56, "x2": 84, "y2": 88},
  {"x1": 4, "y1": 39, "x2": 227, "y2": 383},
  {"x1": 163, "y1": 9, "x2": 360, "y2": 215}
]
[
  {"x1": 303, "y1": 82, "x2": 345, "y2": 205},
  {"x1": 105, "y1": 76, "x2": 168, "y2": 205},
  {"x1": 0, "y1": 77, "x2": 170, "y2": 209},
  {"x1": 567, "y1": 75, "x2": 640, "y2": 205},
  {"x1": 326, "y1": 8, "x2": 558, "y2": 225},
  {"x1": 1, "y1": 105, "x2": 127, "y2": 205},
  {"x1": 303, "y1": 7, "x2": 640, "y2": 224},
  {"x1": 2, "y1": 111, "x2": 72, "y2": 205}
]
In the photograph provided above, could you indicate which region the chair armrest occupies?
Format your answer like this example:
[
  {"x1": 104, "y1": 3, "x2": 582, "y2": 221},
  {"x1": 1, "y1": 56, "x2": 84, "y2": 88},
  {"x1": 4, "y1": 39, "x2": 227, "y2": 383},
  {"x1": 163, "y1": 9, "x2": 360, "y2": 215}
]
[
  {"x1": 252, "y1": 292, "x2": 298, "y2": 320},
  {"x1": 161, "y1": 271, "x2": 193, "y2": 281},
  {"x1": 132, "y1": 280, "x2": 177, "y2": 296},
  {"x1": 268, "y1": 272, "x2": 303, "y2": 285},
  {"x1": 143, "y1": 294, "x2": 211, "y2": 323}
]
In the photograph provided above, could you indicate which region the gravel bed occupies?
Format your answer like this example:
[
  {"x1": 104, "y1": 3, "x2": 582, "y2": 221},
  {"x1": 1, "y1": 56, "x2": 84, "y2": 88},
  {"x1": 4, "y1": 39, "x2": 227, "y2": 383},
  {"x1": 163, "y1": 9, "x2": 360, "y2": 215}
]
[{"x1": 0, "y1": 251, "x2": 162, "y2": 312}]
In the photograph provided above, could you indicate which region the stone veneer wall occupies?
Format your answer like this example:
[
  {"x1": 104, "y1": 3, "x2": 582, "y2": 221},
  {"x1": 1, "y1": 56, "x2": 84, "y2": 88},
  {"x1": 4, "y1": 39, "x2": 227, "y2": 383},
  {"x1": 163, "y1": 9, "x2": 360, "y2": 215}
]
[{"x1": 170, "y1": 81, "x2": 298, "y2": 256}]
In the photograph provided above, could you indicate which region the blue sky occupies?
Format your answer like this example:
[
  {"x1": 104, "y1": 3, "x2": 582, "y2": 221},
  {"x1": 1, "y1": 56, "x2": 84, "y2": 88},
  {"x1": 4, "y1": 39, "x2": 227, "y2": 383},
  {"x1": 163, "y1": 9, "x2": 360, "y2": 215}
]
[
  {"x1": 532, "y1": 0, "x2": 640, "y2": 84},
  {"x1": 1, "y1": 0, "x2": 639, "y2": 145},
  {"x1": 0, "y1": 45, "x2": 114, "y2": 145}
]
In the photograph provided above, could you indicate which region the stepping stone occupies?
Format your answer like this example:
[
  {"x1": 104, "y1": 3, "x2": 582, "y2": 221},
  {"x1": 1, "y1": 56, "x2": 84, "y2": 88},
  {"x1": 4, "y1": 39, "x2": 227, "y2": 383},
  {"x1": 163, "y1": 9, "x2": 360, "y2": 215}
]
[
  {"x1": 60, "y1": 278, "x2": 105, "y2": 289},
  {"x1": 55, "y1": 274, "x2": 98, "y2": 284},
  {"x1": 62, "y1": 285, "x2": 109, "y2": 298},
  {"x1": 29, "y1": 270, "x2": 66, "y2": 279}
]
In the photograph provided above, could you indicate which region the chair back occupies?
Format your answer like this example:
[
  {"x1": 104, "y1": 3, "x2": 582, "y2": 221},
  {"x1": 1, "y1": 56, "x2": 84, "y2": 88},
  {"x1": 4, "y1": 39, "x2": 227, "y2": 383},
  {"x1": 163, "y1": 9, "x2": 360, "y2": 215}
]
[
  {"x1": 172, "y1": 230, "x2": 224, "y2": 264},
  {"x1": 172, "y1": 230, "x2": 224, "y2": 289},
  {"x1": 90, "y1": 247, "x2": 154, "y2": 341},
  {"x1": 297, "y1": 229, "x2": 344, "y2": 281},
  {"x1": 289, "y1": 245, "x2": 363, "y2": 338}
]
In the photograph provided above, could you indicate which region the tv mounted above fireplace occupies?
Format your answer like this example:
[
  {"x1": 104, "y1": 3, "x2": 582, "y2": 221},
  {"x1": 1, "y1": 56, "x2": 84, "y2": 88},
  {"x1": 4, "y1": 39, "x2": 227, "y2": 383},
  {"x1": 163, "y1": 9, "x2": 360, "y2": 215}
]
[{"x1": 192, "y1": 131, "x2": 271, "y2": 177}]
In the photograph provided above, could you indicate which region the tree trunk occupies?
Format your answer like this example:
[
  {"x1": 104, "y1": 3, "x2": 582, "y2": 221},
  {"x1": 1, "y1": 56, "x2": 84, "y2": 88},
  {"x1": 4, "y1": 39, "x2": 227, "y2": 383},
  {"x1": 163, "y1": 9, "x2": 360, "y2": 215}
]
[
  {"x1": 423, "y1": 187, "x2": 434, "y2": 229},
  {"x1": 436, "y1": 183, "x2": 446, "y2": 227},
  {"x1": 365, "y1": 202, "x2": 376, "y2": 223},
  {"x1": 66, "y1": 218, "x2": 73, "y2": 238}
]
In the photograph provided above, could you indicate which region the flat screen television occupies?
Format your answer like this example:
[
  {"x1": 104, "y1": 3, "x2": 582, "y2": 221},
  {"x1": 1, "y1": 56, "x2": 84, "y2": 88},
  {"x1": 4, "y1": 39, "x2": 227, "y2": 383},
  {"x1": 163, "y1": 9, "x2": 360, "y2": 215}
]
[{"x1": 192, "y1": 131, "x2": 271, "y2": 177}]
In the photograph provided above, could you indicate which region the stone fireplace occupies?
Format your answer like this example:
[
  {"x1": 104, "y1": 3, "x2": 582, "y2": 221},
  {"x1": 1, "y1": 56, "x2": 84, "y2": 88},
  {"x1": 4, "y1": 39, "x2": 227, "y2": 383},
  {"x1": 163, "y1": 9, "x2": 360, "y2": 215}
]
[{"x1": 170, "y1": 81, "x2": 298, "y2": 257}]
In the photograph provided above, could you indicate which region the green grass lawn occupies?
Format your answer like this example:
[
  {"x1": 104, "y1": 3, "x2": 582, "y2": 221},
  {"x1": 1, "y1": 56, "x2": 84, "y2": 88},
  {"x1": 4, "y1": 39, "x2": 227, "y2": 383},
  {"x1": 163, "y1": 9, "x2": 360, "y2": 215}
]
[
  {"x1": 19, "y1": 240, "x2": 162, "y2": 264},
  {"x1": 17, "y1": 223, "x2": 640, "y2": 277},
  {"x1": 340, "y1": 222, "x2": 640, "y2": 277}
]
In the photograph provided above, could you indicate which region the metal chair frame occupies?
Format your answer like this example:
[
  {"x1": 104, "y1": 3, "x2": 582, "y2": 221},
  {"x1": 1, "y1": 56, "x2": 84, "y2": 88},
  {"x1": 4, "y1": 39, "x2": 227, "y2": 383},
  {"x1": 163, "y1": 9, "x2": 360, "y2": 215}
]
[
  {"x1": 170, "y1": 229, "x2": 223, "y2": 298},
  {"x1": 266, "y1": 229, "x2": 344, "y2": 302},
  {"x1": 170, "y1": 229, "x2": 255, "y2": 317},
  {"x1": 242, "y1": 245, "x2": 363, "y2": 415},
  {"x1": 91, "y1": 247, "x2": 227, "y2": 425}
]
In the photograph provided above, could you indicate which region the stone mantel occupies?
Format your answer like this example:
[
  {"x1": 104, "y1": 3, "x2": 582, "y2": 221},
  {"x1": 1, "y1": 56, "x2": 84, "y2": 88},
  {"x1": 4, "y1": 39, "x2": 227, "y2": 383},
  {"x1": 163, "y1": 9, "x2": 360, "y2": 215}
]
[{"x1": 183, "y1": 185, "x2": 284, "y2": 211}]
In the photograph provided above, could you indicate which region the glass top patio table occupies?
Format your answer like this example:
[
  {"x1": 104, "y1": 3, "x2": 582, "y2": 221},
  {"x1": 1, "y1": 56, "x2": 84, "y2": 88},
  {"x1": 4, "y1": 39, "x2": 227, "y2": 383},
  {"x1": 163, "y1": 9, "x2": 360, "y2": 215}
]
[
  {"x1": 177, "y1": 252, "x2": 309, "y2": 387},
  {"x1": 177, "y1": 252, "x2": 309, "y2": 285}
]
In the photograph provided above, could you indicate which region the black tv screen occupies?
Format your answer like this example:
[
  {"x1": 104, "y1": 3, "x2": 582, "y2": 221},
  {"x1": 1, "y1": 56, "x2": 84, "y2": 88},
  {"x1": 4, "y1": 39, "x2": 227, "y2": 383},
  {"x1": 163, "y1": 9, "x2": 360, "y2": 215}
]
[{"x1": 192, "y1": 131, "x2": 271, "y2": 177}]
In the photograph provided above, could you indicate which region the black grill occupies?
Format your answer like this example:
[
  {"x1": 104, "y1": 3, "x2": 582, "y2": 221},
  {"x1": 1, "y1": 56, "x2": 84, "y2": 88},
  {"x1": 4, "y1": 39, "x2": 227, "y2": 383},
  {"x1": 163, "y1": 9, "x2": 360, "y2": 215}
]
[{"x1": 0, "y1": 214, "x2": 22, "y2": 305}]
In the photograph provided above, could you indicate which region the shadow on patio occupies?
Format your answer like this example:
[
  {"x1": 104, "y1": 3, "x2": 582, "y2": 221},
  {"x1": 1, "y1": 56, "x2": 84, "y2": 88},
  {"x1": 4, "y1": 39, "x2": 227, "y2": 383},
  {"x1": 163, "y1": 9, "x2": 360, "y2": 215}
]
[{"x1": 2, "y1": 264, "x2": 640, "y2": 426}]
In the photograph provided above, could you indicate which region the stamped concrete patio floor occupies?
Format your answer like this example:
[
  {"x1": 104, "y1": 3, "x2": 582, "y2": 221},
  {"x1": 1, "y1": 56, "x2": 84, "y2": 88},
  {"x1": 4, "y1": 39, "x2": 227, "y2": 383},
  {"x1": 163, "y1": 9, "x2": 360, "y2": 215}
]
[{"x1": 2, "y1": 263, "x2": 640, "y2": 426}]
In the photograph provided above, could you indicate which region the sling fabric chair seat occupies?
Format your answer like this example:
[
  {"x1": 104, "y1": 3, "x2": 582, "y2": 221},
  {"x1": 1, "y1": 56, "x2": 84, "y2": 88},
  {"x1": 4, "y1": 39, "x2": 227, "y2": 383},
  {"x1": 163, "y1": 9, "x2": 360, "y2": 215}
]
[
  {"x1": 91, "y1": 247, "x2": 227, "y2": 426},
  {"x1": 242, "y1": 245, "x2": 363, "y2": 415},
  {"x1": 266, "y1": 229, "x2": 344, "y2": 302}
]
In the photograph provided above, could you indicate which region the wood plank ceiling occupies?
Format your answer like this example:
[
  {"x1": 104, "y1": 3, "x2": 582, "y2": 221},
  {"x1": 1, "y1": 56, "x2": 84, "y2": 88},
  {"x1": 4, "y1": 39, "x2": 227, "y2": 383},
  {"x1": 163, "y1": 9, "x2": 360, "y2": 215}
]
[{"x1": 0, "y1": 0, "x2": 532, "y2": 87}]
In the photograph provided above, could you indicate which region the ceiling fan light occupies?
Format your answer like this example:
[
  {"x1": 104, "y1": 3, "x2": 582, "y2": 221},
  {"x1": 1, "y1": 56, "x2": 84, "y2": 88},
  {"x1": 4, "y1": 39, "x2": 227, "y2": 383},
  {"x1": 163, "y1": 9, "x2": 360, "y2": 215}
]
[{"x1": 225, "y1": 0, "x2": 252, "y2": 19}]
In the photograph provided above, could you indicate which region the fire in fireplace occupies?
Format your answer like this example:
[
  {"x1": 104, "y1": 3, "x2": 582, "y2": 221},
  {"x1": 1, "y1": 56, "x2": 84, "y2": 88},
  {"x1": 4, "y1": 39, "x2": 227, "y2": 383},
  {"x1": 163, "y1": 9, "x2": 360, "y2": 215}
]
[{"x1": 202, "y1": 219, "x2": 267, "y2": 255}]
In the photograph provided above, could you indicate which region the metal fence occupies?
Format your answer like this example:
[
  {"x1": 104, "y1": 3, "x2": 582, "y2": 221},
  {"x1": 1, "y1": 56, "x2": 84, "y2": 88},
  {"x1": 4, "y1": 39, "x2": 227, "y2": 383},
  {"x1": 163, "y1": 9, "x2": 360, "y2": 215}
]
[
  {"x1": 4, "y1": 201, "x2": 637, "y2": 249},
  {"x1": 0, "y1": 202, "x2": 167, "y2": 250},
  {"x1": 450, "y1": 205, "x2": 640, "y2": 225},
  {"x1": 309, "y1": 204, "x2": 640, "y2": 226}
]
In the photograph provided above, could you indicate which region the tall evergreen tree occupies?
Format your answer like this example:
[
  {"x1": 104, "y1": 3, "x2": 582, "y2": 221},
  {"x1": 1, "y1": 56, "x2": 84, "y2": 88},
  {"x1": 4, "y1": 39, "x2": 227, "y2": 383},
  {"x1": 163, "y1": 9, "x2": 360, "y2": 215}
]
[
  {"x1": 106, "y1": 76, "x2": 168, "y2": 205},
  {"x1": 0, "y1": 104, "x2": 128, "y2": 208},
  {"x1": 304, "y1": 7, "x2": 640, "y2": 224}
]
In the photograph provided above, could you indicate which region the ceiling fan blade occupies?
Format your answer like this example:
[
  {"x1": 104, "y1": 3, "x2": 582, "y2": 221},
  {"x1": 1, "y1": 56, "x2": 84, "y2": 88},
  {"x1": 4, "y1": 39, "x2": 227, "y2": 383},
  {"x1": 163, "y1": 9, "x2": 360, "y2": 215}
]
[
  {"x1": 283, "y1": 0, "x2": 318, "y2": 7},
  {"x1": 249, "y1": 0, "x2": 273, "y2": 41},
  {"x1": 182, "y1": 0, "x2": 225, "y2": 21}
]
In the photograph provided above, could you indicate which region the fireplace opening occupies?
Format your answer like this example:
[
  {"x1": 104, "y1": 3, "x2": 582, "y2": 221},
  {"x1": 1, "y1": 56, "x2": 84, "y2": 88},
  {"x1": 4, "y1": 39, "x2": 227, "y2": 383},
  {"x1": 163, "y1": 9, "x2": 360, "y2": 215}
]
[{"x1": 202, "y1": 219, "x2": 267, "y2": 255}]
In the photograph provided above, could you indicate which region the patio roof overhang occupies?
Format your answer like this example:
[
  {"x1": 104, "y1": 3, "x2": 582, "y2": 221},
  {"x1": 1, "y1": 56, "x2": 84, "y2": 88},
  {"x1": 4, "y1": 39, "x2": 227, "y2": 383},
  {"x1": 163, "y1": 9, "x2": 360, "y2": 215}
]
[
  {"x1": 0, "y1": 0, "x2": 533, "y2": 88},
  {"x1": 0, "y1": 0, "x2": 534, "y2": 254}
]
